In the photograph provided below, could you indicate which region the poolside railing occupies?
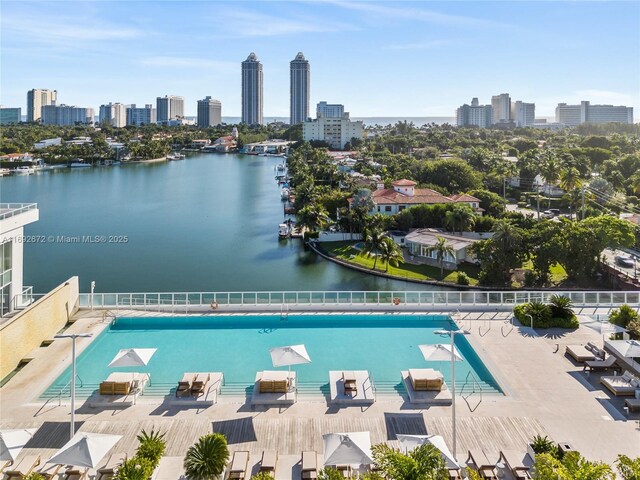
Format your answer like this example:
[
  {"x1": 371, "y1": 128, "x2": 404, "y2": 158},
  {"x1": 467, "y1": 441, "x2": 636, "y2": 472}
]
[{"x1": 77, "y1": 290, "x2": 640, "y2": 310}]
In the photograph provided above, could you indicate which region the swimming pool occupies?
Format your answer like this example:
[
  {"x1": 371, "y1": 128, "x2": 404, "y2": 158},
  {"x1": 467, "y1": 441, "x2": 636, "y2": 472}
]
[{"x1": 43, "y1": 315, "x2": 502, "y2": 398}]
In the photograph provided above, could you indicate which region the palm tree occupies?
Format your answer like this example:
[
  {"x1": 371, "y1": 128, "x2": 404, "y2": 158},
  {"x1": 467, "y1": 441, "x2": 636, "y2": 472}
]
[
  {"x1": 559, "y1": 167, "x2": 583, "y2": 192},
  {"x1": 444, "y1": 205, "x2": 476, "y2": 235},
  {"x1": 492, "y1": 220, "x2": 522, "y2": 250},
  {"x1": 540, "y1": 154, "x2": 561, "y2": 207},
  {"x1": 425, "y1": 236, "x2": 455, "y2": 279},
  {"x1": 296, "y1": 203, "x2": 329, "y2": 233},
  {"x1": 362, "y1": 227, "x2": 386, "y2": 271},
  {"x1": 184, "y1": 433, "x2": 229, "y2": 480},
  {"x1": 372, "y1": 443, "x2": 448, "y2": 480},
  {"x1": 378, "y1": 237, "x2": 404, "y2": 272}
]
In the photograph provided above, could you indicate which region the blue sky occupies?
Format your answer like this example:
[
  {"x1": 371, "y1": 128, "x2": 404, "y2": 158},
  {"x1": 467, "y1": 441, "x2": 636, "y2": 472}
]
[{"x1": 1, "y1": 1, "x2": 638, "y2": 119}]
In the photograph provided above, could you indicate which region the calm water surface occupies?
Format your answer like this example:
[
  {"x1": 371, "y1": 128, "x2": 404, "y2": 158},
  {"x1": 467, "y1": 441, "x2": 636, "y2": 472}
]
[{"x1": 1, "y1": 153, "x2": 443, "y2": 293}]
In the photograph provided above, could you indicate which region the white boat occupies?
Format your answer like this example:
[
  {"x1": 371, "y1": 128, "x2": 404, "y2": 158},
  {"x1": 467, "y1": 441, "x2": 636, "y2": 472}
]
[
  {"x1": 0, "y1": 168, "x2": 13, "y2": 177},
  {"x1": 278, "y1": 223, "x2": 292, "y2": 238},
  {"x1": 276, "y1": 163, "x2": 286, "y2": 172},
  {"x1": 70, "y1": 159, "x2": 91, "y2": 168},
  {"x1": 167, "y1": 152, "x2": 186, "y2": 160},
  {"x1": 14, "y1": 166, "x2": 35, "y2": 175},
  {"x1": 281, "y1": 188, "x2": 290, "y2": 200}
]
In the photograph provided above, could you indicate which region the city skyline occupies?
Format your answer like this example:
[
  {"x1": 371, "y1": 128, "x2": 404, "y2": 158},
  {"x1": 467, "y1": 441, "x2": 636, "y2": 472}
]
[{"x1": 1, "y1": 1, "x2": 639, "y2": 119}]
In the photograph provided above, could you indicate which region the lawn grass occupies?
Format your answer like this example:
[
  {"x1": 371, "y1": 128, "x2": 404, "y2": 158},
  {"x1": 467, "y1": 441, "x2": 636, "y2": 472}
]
[
  {"x1": 521, "y1": 260, "x2": 568, "y2": 284},
  {"x1": 320, "y1": 241, "x2": 480, "y2": 286}
]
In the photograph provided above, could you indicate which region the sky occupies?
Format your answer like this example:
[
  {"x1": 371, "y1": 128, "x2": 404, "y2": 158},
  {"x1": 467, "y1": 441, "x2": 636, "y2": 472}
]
[{"x1": 1, "y1": 1, "x2": 639, "y2": 119}]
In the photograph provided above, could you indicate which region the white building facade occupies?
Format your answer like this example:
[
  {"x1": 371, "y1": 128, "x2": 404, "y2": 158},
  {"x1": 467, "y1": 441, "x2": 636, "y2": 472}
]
[
  {"x1": 491, "y1": 93, "x2": 511, "y2": 124},
  {"x1": 98, "y1": 102, "x2": 127, "y2": 127},
  {"x1": 41, "y1": 104, "x2": 93, "y2": 125},
  {"x1": 303, "y1": 113, "x2": 363, "y2": 149},
  {"x1": 511, "y1": 101, "x2": 535, "y2": 127},
  {"x1": 556, "y1": 101, "x2": 634, "y2": 126},
  {"x1": 197, "y1": 96, "x2": 222, "y2": 127},
  {"x1": 156, "y1": 95, "x2": 185, "y2": 124},
  {"x1": 0, "y1": 204, "x2": 39, "y2": 316},
  {"x1": 316, "y1": 101, "x2": 344, "y2": 119},
  {"x1": 126, "y1": 104, "x2": 157, "y2": 126},
  {"x1": 26, "y1": 89, "x2": 57, "y2": 123},
  {"x1": 456, "y1": 98, "x2": 493, "y2": 127},
  {"x1": 241, "y1": 53, "x2": 263, "y2": 125},
  {"x1": 290, "y1": 52, "x2": 310, "y2": 124}
]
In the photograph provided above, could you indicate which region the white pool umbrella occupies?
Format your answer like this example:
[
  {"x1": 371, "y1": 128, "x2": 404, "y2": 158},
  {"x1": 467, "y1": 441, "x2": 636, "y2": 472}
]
[
  {"x1": 396, "y1": 434, "x2": 457, "y2": 468},
  {"x1": 108, "y1": 348, "x2": 156, "y2": 368},
  {"x1": 47, "y1": 432, "x2": 121, "y2": 469},
  {"x1": 269, "y1": 344, "x2": 311, "y2": 369},
  {"x1": 580, "y1": 318, "x2": 627, "y2": 336},
  {"x1": 607, "y1": 340, "x2": 640, "y2": 358},
  {"x1": 0, "y1": 429, "x2": 37, "y2": 462},
  {"x1": 323, "y1": 432, "x2": 373, "y2": 466},
  {"x1": 419, "y1": 344, "x2": 462, "y2": 362}
]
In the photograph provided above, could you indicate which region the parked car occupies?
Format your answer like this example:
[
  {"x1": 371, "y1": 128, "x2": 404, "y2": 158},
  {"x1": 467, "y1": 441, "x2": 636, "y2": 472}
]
[
  {"x1": 615, "y1": 256, "x2": 635, "y2": 268},
  {"x1": 541, "y1": 210, "x2": 555, "y2": 219},
  {"x1": 548, "y1": 208, "x2": 560, "y2": 216}
]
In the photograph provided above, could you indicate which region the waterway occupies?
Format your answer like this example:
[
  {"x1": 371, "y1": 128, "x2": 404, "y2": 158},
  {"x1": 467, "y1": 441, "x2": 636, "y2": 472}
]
[{"x1": 1, "y1": 153, "x2": 443, "y2": 293}]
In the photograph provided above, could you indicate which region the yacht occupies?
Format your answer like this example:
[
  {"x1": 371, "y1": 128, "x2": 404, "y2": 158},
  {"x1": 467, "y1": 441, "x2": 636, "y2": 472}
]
[
  {"x1": 167, "y1": 152, "x2": 186, "y2": 160},
  {"x1": 70, "y1": 159, "x2": 91, "y2": 168},
  {"x1": 276, "y1": 163, "x2": 286, "y2": 172},
  {"x1": 281, "y1": 188, "x2": 290, "y2": 201},
  {"x1": 0, "y1": 168, "x2": 12, "y2": 177},
  {"x1": 14, "y1": 166, "x2": 35, "y2": 175},
  {"x1": 278, "y1": 223, "x2": 292, "y2": 239}
]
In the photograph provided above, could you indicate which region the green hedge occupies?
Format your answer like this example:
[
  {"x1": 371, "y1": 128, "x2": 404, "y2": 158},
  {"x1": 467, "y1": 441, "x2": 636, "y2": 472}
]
[{"x1": 514, "y1": 303, "x2": 579, "y2": 329}]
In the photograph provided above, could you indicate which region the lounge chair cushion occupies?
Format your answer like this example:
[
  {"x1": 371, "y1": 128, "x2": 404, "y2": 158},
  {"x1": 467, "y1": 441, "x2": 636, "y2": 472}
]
[
  {"x1": 260, "y1": 450, "x2": 277, "y2": 471},
  {"x1": 409, "y1": 368, "x2": 443, "y2": 391},
  {"x1": 565, "y1": 345, "x2": 595, "y2": 362}
]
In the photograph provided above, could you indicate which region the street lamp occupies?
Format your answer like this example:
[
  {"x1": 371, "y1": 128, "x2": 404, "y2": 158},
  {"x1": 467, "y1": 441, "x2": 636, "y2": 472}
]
[
  {"x1": 90, "y1": 281, "x2": 96, "y2": 311},
  {"x1": 54, "y1": 333, "x2": 93, "y2": 439},
  {"x1": 433, "y1": 328, "x2": 469, "y2": 460}
]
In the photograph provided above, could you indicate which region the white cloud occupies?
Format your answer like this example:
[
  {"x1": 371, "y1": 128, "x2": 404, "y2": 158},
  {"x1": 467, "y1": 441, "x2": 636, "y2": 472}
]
[
  {"x1": 383, "y1": 40, "x2": 451, "y2": 51},
  {"x1": 328, "y1": 1, "x2": 510, "y2": 29},
  {"x1": 210, "y1": 8, "x2": 358, "y2": 38}
]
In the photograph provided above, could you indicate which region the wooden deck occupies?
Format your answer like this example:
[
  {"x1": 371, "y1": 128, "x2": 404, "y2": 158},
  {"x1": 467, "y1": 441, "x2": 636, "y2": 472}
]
[{"x1": 1, "y1": 415, "x2": 547, "y2": 458}]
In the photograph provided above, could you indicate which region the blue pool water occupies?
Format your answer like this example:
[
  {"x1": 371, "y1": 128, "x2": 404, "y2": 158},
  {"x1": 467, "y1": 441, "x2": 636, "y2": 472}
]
[{"x1": 43, "y1": 315, "x2": 502, "y2": 397}]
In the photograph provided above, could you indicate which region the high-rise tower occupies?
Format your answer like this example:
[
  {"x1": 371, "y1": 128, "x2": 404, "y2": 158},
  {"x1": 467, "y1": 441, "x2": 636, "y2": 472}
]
[
  {"x1": 290, "y1": 52, "x2": 310, "y2": 125},
  {"x1": 241, "y1": 53, "x2": 263, "y2": 125}
]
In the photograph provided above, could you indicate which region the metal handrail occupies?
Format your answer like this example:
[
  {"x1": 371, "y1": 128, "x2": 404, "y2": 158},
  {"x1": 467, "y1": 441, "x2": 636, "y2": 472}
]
[
  {"x1": 0, "y1": 203, "x2": 38, "y2": 220},
  {"x1": 77, "y1": 290, "x2": 640, "y2": 310},
  {"x1": 42, "y1": 374, "x2": 84, "y2": 408},
  {"x1": 460, "y1": 370, "x2": 483, "y2": 405}
]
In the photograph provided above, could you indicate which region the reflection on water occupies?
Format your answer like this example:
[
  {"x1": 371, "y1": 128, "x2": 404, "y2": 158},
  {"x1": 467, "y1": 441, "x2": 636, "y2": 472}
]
[{"x1": 1, "y1": 154, "x2": 445, "y2": 293}]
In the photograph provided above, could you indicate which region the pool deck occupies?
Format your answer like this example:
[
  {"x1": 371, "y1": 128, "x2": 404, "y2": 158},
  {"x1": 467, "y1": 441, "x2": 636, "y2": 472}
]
[{"x1": 1, "y1": 307, "x2": 638, "y2": 475}]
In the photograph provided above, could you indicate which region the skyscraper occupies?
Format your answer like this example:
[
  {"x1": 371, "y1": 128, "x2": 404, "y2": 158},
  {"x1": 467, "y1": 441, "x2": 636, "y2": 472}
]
[
  {"x1": 99, "y1": 102, "x2": 127, "y2": 127},
  {"x1": 511, "y1": 101, "x2": 536, "y2": 127},
  {"x1": 197, "y1": 97, "x2": 222, "y2": 127},
  {"x1": 156, "y1": 95, "x2": 185, "y2": 123},
  {"x1": 126, "y1": 104, "x2": 156, "y2": 126},
  {"x1": 26, "y1": 89, "x2": 57, "y2": 122},
  {"x1": 290, "y1": 52, "x2": 310, "y2": 125},
  {"x1": 456, "y1": 98, "x2": 493, "y2": 128},
  {"x1": 555, "y1": 101, "x2": 633, "y2": 126},
  {"x1": 41, "y1": 104, "x2": 93, "y2": 125},
  {"x1": 241, "y1": 53, "x2": 263, "y2": 125},
  {"x1": 316, "y1": 102, "x2": 344, "y2": 119},
  {"x1": 491, "y1": 93, "x2": 511, "y2": 124}
]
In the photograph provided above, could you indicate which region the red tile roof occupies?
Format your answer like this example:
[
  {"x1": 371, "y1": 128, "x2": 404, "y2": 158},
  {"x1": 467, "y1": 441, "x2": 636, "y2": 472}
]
[
  {"x1": 392, "y1": 179, "x2": 417, "y2": 187},
  {"x1": 449, "y1": 193, "x2": 480, "y2": 202},
  {"x1": 372, "y1": 188, "x2": 453, "y2": 205}
]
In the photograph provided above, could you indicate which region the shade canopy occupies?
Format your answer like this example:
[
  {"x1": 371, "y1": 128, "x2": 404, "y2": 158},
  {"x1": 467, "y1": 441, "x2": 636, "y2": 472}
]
[
  {"x1": 47, "y1": 432, "x2": 121, "y2": 469},
  {"x1": 396, "y1": 434, "x2": 458, "y2": 468},
  {"x1": 269, "y1": 344, "x2": 311, "y2": 367},
  {"x1": 419, "y1": 344, "x2": 462, "y2": 362},
  {"x1": 606, "y1": 339, "x2": 640, "y2": 359},
  {"x1": 580, "y1": 318, "x2": 627, "y2": 336},
  {"x1": 323, "y1": 432, "x2": 373, "y2": 466},
  {"x1": 108, "y1": 348, "x2": 157, "y2": 368},
  {"x1": 0, "y1": 429, "x2": 37, "y2": 462}
]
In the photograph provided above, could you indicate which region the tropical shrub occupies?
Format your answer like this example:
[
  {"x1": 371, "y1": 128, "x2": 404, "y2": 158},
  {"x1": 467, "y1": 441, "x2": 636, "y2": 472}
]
[
  {"x1": 184, "y1": 433, "x2": 229, "y2": 480},
  {"x1": 23, "y1": 474, "x2": 46, "y2": 480},
  {"x1": 136, "y1": 429, "x2": 166, "y2": 469},
  {"x1": 609, "y1": 305, "x2": 639, "y2": 328},
  {"x1": 115, "y1": 456, "x2": 155, "y2": 480},
  {"x1": 318, "y1": 467, "x2": 346, "y2": 480},
  {"x1": 465, "y1": 468, "x2": 483, "y2": 480},
  {"x1": 529, "y1": 435, "x2": 556, "y2": 456},
  {"x1": 616, "y1": 455, "x2": 640, "y2": 480},
  {"x1": 532, "y1": 452, "x2": 614, "y2": 480},
  {"x1": 251, "y1": 473, "x2": 280, "y2": 480},
  {"x1": 372, "y1": 443, "x2": 448, "y2": 480},
  {"x1": 456, "y1": 272, "x2": 470, "y2": 286},
  {"x1": 548, "y1": 295, "x2": 574, "y2": 320},
  {"x1": 514, "y1": 302, "x2": 579, "y2": 329}
]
